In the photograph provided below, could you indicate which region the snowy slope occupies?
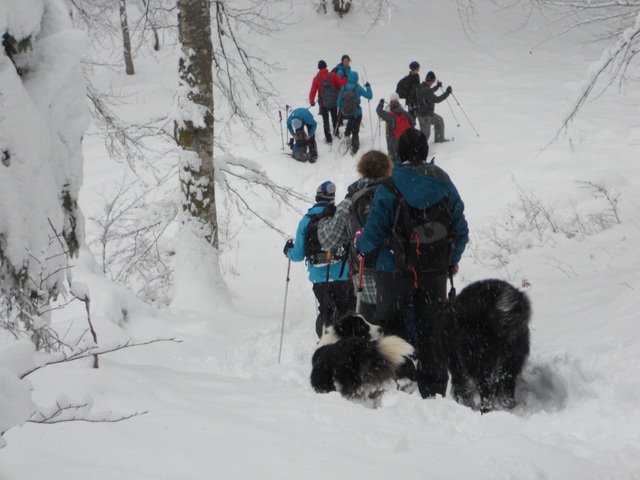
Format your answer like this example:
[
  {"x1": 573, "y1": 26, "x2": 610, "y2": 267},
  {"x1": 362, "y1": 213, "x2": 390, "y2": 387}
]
[{"x1": 2, "y1": 2, "x2": 640, "y2": 479}]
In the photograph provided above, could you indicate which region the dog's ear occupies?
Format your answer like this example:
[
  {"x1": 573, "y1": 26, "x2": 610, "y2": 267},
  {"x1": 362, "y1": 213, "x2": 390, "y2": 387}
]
[{"x1": 335, "y1": 314, "x2": 368, "y2": 338}]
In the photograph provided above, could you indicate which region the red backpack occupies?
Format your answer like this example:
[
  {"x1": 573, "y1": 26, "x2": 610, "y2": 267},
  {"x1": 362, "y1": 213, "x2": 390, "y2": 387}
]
[{"x1": 389, "y1": 111, "x2": 411, "y2": 138}]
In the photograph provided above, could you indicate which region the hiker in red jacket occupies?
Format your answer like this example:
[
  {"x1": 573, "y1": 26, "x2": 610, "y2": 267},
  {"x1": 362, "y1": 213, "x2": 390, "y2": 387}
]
[
  {"x1": 376, "y1": 93, "x2": 415, "y2": 159},
  {"x1": 309, "y1": 60, "x2": 345, "y2": 144}
]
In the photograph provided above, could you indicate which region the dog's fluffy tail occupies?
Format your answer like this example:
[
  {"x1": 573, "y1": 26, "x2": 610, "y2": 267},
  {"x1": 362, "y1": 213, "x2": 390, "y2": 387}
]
[
  {"x1": 490, "y1": 284, "x2": 531, "y2": 340},
  {"x1": 375, "y1": 335, "x2": 414, "y2": 369}
]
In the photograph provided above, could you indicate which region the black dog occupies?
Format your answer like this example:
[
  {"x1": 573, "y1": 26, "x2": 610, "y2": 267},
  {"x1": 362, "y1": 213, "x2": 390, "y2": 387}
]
[
  {"x1": 310, "y1": 314, "x2": 414, "y2": 408},
  {"x1": 444, "y1": 279, "x2": 531, "y2": 413}
]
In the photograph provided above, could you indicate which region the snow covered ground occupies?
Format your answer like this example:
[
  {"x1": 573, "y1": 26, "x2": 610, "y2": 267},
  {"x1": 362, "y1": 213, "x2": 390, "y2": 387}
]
[{"x1": 2, "y1": 2, "x2": 640, "y2": 479}]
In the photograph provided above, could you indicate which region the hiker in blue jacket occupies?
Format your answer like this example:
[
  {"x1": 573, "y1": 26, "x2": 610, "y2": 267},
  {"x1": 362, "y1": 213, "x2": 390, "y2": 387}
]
[
  {"x1": 283, "y1": 181, "x2": 355, "y2": 337},
  {"x1": 337, "y1": 71, "x2": 373, "y2": 155},
  {"x1": 355, "y1": 128, "x2": 468, "y2": 399},
  {"x1": 332, "y1": 54, "x2": 352, "y2": 80},
  {"x1": 286, "y1": 107, "x2": 318, "y2": 162}
]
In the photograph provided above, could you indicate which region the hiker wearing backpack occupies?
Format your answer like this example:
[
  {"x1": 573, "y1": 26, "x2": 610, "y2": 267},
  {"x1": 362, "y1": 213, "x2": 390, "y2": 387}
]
[
  {"x1": 337, "y1": 71, "x2": 373, "y2": 156},
  {"x1": 317, "y1": 150, "x2": 392, "y2": 321},
  {"x1": 355, "y1": 128, "x2": 469, "y2": 399},
  {"x1": 416, "y1": 71, "x2": 452, "y2": 143},
  {"x1": 309, "y1": 60, "x2": 345, "y2": 144},
  {"x1": 376, "y1": 93, "x2": 415, "y2": 159},
  {"x1": 286, "y1": 107, "x2": 319, "y2": 162},
  {"x1": 331, "y1": 54, "x2": 352, "y2": 80},
  {"x1": 283, "y1": 181, "x2": 355, "y2": 337},
  {"x1": 395, "y1": 61, "x2": 422, "y2": 117}
]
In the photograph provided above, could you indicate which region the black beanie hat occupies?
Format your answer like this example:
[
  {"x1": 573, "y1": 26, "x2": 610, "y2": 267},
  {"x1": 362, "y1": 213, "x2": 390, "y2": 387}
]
[
  {"x1": 426, "y1": 71, "x2": 436, "y2": 81},
  {"x1": 318, "y1": 60, "x2": 327, "y2": 70},
  {"x1": 409, "y1": 61, "x2": 420, "y2": 70},
  {"x1": 397, "y1": 128, "x2": 429, "y2": 163}
]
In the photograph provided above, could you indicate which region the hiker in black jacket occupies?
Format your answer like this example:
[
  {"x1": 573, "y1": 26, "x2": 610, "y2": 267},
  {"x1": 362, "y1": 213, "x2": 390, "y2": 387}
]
[
  {"x1": 402, "y1": 61, "x2": 422, "y2": 117},
  {"x1": 416, "y1": 71, "x2": 452, "y2": 143}
]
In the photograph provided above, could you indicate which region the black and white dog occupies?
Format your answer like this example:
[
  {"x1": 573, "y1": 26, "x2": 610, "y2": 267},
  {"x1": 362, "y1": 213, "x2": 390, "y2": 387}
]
[
  {"x1": 310, "y1": 314, "x2": 414, "y2": 408},
  {"x1": 444, "y1": 279, "x2": 531, "y2": 413}
]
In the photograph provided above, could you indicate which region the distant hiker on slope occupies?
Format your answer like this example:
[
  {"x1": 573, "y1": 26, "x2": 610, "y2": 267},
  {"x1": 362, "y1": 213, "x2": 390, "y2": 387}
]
[
  {"x1": 396, "y1": 61, "x2": 422, "y2": 117},
  {"x1": 416, "y1": 71, "x2": 452, "y2": 143},
  {"x1": 376, "y1": 93, "x2": 415, "y2": 159},
  {"x1": 286, "y1": 107, "x2": 319, "y2": 162},
  {"x1": 309, "y1": 60, "x2": 345, "y2": 144},
  {"x1": 337, "y1": 71, "x2": 373, "y2": 156}
]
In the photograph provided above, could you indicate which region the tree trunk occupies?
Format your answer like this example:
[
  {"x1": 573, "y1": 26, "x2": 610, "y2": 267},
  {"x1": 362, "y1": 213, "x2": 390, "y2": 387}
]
[
  {"x1": 176, "y1": 0, "x2": 218, "y2": 248},
  {"x1": 119, "y1": 0, "x2": 135, "y2": 75}
]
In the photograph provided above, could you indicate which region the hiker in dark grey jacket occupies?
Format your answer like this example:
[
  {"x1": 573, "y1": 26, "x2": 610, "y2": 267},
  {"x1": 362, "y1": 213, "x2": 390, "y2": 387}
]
[{"x1": 416, "y1": 71, "x2": 452, "y2": 143}]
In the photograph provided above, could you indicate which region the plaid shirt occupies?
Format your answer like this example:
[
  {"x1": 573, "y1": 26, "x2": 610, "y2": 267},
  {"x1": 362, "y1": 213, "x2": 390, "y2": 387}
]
[{"x1": 318, "y1": 179, "x2": 381, "y2": 305}]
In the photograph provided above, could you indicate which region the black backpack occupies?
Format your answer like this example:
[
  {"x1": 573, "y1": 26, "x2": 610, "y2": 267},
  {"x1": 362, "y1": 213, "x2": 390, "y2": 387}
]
[
  {"x1": 341, "y1": 87, "x2": 359, "y2": 116},
  {"x1": 304, "y1": 205, "x2": 348, "y2": 265},
  {"x1": 382, "y1": 177, "x2": 456, "y2": 273},
  {"x1": 346, "y1": 184, "x2": 380, "y2": 269},
  {"x1": 396, "y1": 76, "x2": 410, "y2": 99},
  {"x1": 318, "y1": 74, "x2": 337, "y2": 109}
]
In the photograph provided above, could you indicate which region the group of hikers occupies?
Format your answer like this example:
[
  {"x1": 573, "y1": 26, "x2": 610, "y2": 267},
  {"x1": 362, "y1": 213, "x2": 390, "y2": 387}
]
[
  {"x1": 283, "y1": 124, "x2": 469, "y2": 400},
  {"x1": 286, "y1": 55, "x2": 453, "y2": 162}
]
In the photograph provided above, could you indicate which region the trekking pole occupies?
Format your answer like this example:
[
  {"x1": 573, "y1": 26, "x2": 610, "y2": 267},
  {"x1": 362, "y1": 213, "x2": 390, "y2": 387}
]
[
  {"x1": 321, "y1": 251, "x2": 332, "y2": 332},
  {"x1": 362, "y1": 66, "x2": 374, "y2": 141},
  {"x1": 279, "y1": 110, "x2": 285, "y2": 149},
  {"x1": 447, "y1": 270, "x2": 457, "y2": 300},
  {"x1": 451, "y1": 92, "x2": 480, "y2": 137},
  {"x1": 285, "y1": 105, "x2": 291, "y2": 145},
  {"x1": 355, "y1": 255, "x2": 365, "y2": 314},
  {"x1": 440, "y1": 86, "x2": 460, "y2": 128},
  {"x1": 277, "y1": 259, "x2": 292, "y2": 363}
]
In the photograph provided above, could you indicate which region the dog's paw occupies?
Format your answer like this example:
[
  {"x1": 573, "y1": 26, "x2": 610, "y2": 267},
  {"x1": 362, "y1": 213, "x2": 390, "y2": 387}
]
[{"x1": 396, "y1": 377, "x2": 418, "y2": 394}]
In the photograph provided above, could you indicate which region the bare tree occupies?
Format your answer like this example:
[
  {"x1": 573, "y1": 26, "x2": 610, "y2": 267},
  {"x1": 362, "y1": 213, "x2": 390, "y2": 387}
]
[
  {"x1": 456, "y1": 0, "x2": 640, "y2": 140},
  {"x1": 175, "y1": 0, "x2": 218, "y2": 246},
  {"x1": 119, "y1": 0, "x2": 135, "y2": 74}
]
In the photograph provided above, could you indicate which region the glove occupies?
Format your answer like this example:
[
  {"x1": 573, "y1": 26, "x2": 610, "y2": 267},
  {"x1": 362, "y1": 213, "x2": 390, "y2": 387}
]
[
  {"x1": 353, "y1": 229, "x2": 363, "y2": 249},
  {"x1": 379, "y1": 98, "x2": 385, "y2": 105},
  {"x1": 436, "y1": 81, "x2": 443, "y2": 89},
  {"x1": 364, "y1": 82, "x2": 371, "y2": 88},
  {"x1": 448, "y1": 264, "x2": 459, "y2": 276},
  {"x1": 446, "y1": 86, "x2": 452, "y2": 94},
  {"x1": 283, "y1": 239, "x2": 294, "y2": 257},
  {"x1": 310, "y1": 101, "x2": 315, "y2": 107},
  {"x1": 288, "y1": 138, "x2": 294, "y2": 150}
]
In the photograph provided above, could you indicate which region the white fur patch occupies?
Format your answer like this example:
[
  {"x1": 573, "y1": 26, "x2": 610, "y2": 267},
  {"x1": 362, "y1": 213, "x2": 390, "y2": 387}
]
[{"x1": 376, "y1": 335, "x2": 414, "y2": 367}]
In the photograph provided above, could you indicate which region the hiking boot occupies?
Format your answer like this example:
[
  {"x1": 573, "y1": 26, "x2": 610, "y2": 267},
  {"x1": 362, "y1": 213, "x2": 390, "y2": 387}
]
[
  {"x1": 325, "y1": 137, "x2": 332, "y2": 145},
  {"x1": 434, "y1": 138, "x2": 451, "y2": 143},
  {"x1": 309, "y1": 156, "x2": 317, "y2": 163}
]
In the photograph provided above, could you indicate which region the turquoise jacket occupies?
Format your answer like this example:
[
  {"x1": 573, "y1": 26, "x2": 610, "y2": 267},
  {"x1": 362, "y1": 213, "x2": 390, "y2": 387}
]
[
  {"x1": 337, "y1": 72, "x2": 373, "y2": 117},
  {"x1": 357, "y1": 161, "x2": 469, "y2": 272},
  {"x1": 287, "y1": 203, "x2": 351, "y2": 283},
  {"x1": 286, "y1": 108, "x2": 317, "y2": 137}
]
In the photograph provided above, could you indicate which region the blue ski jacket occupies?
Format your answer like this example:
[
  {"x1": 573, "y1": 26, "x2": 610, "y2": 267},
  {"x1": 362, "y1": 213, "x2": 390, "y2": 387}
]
[
  {"x1": 286, "y1": 108, "x2": 317, "y2": 137},
  {"x1": 357, "y1": 161, "x2": 469, "y2": 273},
  {"x1": 287, "y1": 202, "x2": 351, "y2": 283},
  {"x1": 337, "y1": 72, "x2": 373, "y2": 117}
]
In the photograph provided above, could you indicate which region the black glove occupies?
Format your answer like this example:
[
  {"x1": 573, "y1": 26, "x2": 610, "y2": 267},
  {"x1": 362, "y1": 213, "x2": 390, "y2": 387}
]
[
  {"x1": 288, "y1": 138, "x2": 294, "y2": 150},
  {"x1": 436, "y1": 81, "x2": 443, "y2": 89},
  {"x1": 364, "y1": 82, "x2": 371, "y2": 88},
  {"x1": 283, "y1": 239, "x2": 294, "y2": 257},
  {"x1": 446, "y1": 86, "x2": 452, "y2": 94}
]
